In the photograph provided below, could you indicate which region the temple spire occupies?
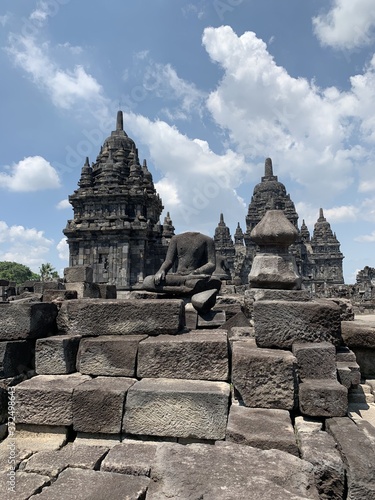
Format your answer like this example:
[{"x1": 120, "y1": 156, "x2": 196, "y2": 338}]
[
  {"x1": 319, "y1": 207, "x2": 325, "y2": 221},
  {"x1": 265, "y1": 158, "x2": 273, "y2": 177},
  {"x1": 116, "y1": 110, "x2": 123, "y2": 131}
]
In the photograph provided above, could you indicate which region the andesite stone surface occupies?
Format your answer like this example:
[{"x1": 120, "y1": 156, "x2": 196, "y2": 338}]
[
  {"x1": 73, "y1": 376, "x2": 136, "y2": 434},
  {"x1": 292, "y1": 342, "x2": 337, "y2": 381},
  {"x1": 29, "y1": 467, "x2": 150, "y2": 500},
  {"x1": 101, "y1": 440, "x2": 158, "y2": 476},
  {"x1": 124, "y1": 378, "x2": 230, "y2": 440},
  {"x1": 254, "y1": 299, "x2": 342, "y2": 349},
  {"x1": 232, "y1": 341, "x2": 297, "y2": 410},
  {"x1": 299, "y1": 379, "x2": 348, "y2": 417},
  {"x1": 15, "y1": 374, "x2": 91, "y2": 426},
  {"x1": 57, "y1": 299, "x2": 184, "y2": 336},
  {"x1": 0, "y1": 303, "x2": 58, "y2": 340},
  {"x1": 0, "y1": 471, "x2": 50, "y2": 500},
  {"x1": 0, "y1": 340, "x2": 33, "y2": 377},
  {"x1": 136, "y1": 332, "x2": 228, "y2": 381},
  {"x1": 35, "y1": 335, "x2": 81, "y2": 375},
  {"x1": 226, "y1": 406, "x2": 298, "y2": 456},
  {"x1": 147, "y1": 441, "x2": 319, "y2": 499},
  {"x1": 77, "y1": 335, "x2": 147, "y2": 377}
]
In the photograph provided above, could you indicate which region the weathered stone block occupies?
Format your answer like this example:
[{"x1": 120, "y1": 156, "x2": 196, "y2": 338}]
[
  {"x1": 65, "y1": 282, "x2": 100, "y2": 299},
  {"x1": 0, "y1": 471, "x2": 50, "y2": 499},
  {"x1": 137, "y1": 332, "x2": 228, "y2": 381},
  {"x1": 292, "y1": 342, "x2": 336, "y2": 380},
  {"x1": 64, "y1": 266, "x2": 93, "y2": 283},
  {"x1": 336, "y1": 361, "x2": 361, "y2": 388},
  {"x1": 197, "y1": 310, "x2": 226, "y2": 328},
  {"x1": 147, "y1": 442, "x2": 319, "y2": 499},
  {"x1": 15, "y1": 374, "x2": 90, "y2": 426},
  {"x1": 124, "y1": 378, "x2": 230, "y2": 440},
  {"x1": 184, "y1": 303, "x2": 198, "y2": 329},
  {"x1": 57, "y1": 299, "x2": 184, "y2": 336},
  {"x1": 0, "y1": 303, "x2": 58, "y2": 340},
  {"x1": 336, "y1": 346, "x2": 357, "y2": 362},
  {"x1": 35, "y1": 335, "x2": 81, "y2": 375},
  {"x1": 43, "y1": 290, "x2": 78, "y2": 302},
  {"x1": 73, "y1": 376, "x2": 136, "y2": 434},
  {"x1": 77, "y1": 335, "x2": 146, "y2": 377},
  {"x1": 326, "y1": 417, "x2": 375, "y2": 500},
  {"x1": 0, "y1": 340, "x2": 33, "y2": 377},
  {"x1": 299, "y1": 379, "x2": 347, "y2": 417},
  {"x1": 24, "y1": 443, "x2": 109, "y2": 477},
  {"x1": 232, "y1": 341, "x2": 297, "y2": 410},
  {"x1": 101, "y1": 440, "x2": 158, "y2": 476},
  {"x1": 294, "y1": 416, "x2": 323, "y2": 434},
  {"x1": 226, "y1": 406, "x2": 298, "y2": 456},
  {"x1": 97, "y1": 284, "x2": 116, "y2": 299},
  {"x1": 254, "y1": 299, "x2": 342, "y2": 349},
  {"x1": 29, "y1": 468, "x2": 150, "y2": 500},
  {"x1": 295, "y1": 430, "x2": 345, "y2": 500}
]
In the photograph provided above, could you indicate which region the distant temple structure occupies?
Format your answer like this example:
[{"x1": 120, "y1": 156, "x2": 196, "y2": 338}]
[
  {"x1": 64, "y1": 111, "x2": 174, "y2": 288},
  {"x1": 64, "y1": 115, "x2": 344, "y2": 292},
  {"x1": 214, "y1": 158, "x2": 344, "y2": 292}
]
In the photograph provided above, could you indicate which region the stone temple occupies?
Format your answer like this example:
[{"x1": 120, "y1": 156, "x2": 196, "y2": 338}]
[
  {"x1": 64, "y1": 111, "x2": 174, "y2": 288},
  {"x1": 214, "y1": 158, "x2": 344, "y2": 292}
]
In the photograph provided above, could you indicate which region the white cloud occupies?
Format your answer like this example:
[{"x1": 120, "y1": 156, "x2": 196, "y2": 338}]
[
  {"x1": 355, "y1": 231, "x2": 375, "y2": 242},
  {"x1": 0, "y1": 13, "x2": 10, "y2": 26},
  {"x1": 182, "y1": 3, "x2": 205, "y2": 20},
  {"x1": 124, "y1": 112, "x2": 249, "y2": 232},
  {"x1": 29, "y1": 0, "x2": 63, "y2": 25},
  {"x1": 312, "y1": 0, "x2": 375, "y2": 50},
  {"x1": 0, "y1": 156, "x2": 61, "y2": 192},
  {"x1": 0, "y1": 221, "x2": 53, "y2": 271},
  {"x1": 325, "y1": 205, "x2": 360, "y2": 222},
  {"x1": 56, "y1": 199, "x2": 71, "y2": 210},
  {"x1": 57, "y1": 238, "x2": 69, "y2": 261},
  {"x1": 6, "y1": 34, "x2": 107, "y2": 110},
  {"x1": 201, "y1": 26, "x2": 375, "y2": 204},
  {"x1": 57, "y1": 42, "x2": 83, "y2": 55},
  {"x1": 143, "y1": 62, "x2": 207, "y2": 119}
]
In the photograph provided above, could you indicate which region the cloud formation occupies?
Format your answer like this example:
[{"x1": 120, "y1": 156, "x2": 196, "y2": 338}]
[
  {"x1": 0, "y1": 221, "x2": 53, "y2": 271},
  {"x1": 0, "y1": 156, "x2": 61, "y2": 192},
  {"x1": 312, "y1": 0, "x2": 375, "y2": 50}
]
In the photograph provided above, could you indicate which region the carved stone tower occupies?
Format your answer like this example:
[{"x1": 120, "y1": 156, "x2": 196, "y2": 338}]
[{"x1": 64, "y1": 111, "x2": 171, "y2": 288}]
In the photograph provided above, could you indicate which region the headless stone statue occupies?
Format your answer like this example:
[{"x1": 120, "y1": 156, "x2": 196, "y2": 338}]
[{"x1": 143, "y1": 232, "x2": 221, "y2": 295}]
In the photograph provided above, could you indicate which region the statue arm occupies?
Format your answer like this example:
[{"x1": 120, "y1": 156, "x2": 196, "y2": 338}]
[
  {"x1": 155, "y1": 238, "x2": 177, "y2": 284},
  {"x1": 192, "y1": 239, "x2": 216, "y2": 275}
]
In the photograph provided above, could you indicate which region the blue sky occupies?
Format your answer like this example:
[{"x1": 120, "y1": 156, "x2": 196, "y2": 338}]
[{"x1": 1, "y1": 0, "x2": 375, "y2": 283}]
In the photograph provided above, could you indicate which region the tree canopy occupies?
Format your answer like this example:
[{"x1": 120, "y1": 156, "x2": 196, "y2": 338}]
[
  {"x1": 39, "y1": 262, "x2": 59, "y2": 281},
  {"x1": 0, "y1": 261, "x2": 40, "y2": 285}
]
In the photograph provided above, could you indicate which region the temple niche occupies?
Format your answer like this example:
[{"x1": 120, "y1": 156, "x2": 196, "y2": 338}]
[
  {"x1": 64, "y1": 111, "x2": 173, "y2": 288},
  {"x1": 214, "y1": 158, "x2": 345, "y2": 292}
]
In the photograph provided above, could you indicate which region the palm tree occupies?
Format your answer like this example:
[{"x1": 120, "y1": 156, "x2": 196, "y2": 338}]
[{"x1": 39, "y1": 263, "x2": 59, "y2": 282}]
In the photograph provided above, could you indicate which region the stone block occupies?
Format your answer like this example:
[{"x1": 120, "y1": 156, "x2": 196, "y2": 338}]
[
  {"x1": 218, "y1": 311, "x2": 250, "y2": 332},
  {"x1": 34, "y1": 281, "x2": 64, "y2": 294},
  {"x1": 15, "y1": 374, "x2": 90, "y2": 426},
  {"x1": 228, "y1": 326, "x2": 255, "y2": 339},
  {"x1": 137, "y1": 332, "x2": 229, "y2": 381},
  {"x1": 10, "y1": 424, "x2": 69, "y2": 452},
  {"x1": 57, "y1": 299, "x2": 184, "y2": 336},
  {"x1": 336, "y1": 361, "x2": 361, "y2": 388},
  {"x1": 35, "y1": 335, "x2": 81, "y2": 375},
  {"x1": 77, "y1": 335, "x2": 146, "y2": 377},
  {"x1": 101, "y1": 440, "x2": 158, "y2": 476},
  {"x1": 326, "y1": 417, "x2": 375, "y2": 500},
  {"x1": 336, "y1": 346, "x2": 357, "y2": 362},
  {"x1": 0, "y1": 340, "x2": 33, "y2": 377},
  {"x1": 232, "y1": 341, "x2": 297, "y2": 410},
  {"x1": 226, "y1": 406, "x2": 298, "y2": 456},
  {"x1": 147, "y1": 442, "x2": 318, "y2": 499},
  {"x1": 184, "y1": 303, "x2": 197, "y2": 329},
  {"x1": 197, "y1": 310, "x2": 226, "y2": 328},
  {"x1": 299, "y1": 379, "x2": 348, "y2": 417},
  {"x1": 29, "y1": 468, "x2": 150, "y2": 500},
  {"x1": 42, "y1": 290, "x2": 78, "y2": 302},
  {"x1": 124, "y1": 378, "x2": 230, "y2": 440},
  {"x1": 295, "y1": 430, "x2": 345, "y2": 500},
  {"x1": 294, "y1": 416, "x2": 323, "y2": 434},
  {"x1": 65, "y1": 282, "x2": 100, "y2": 299},
  {"x1": 73, "y1": 376, "x2": 136, "y2": 434},
  {"x1": 64, "y1": 266, "x2": 93, "y2": 283},
  {"x1": 0, "y1": 303, "x2": 58, "y2": 340},
  {"x1": 191, "y1": 289, "x2": 217, "y2": 313},
  {"x1": 292, "y1": 342, "x2": 336, "y2": 380},
  {"x1": 341, "y1": 320, "x2": 375, "y2": 348},
  {"x1": 24, "y1": 443, "x2": 109, "y2": 477},
  {"x1": 97, "y1": 284, "x2": 116, "y2": 299},
  {"x1": 254, "y1": 299, "x2": 342, "y2": 349},
  {"x1": 0, "y1": 471, "x2": 50, "y2": 499}
]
